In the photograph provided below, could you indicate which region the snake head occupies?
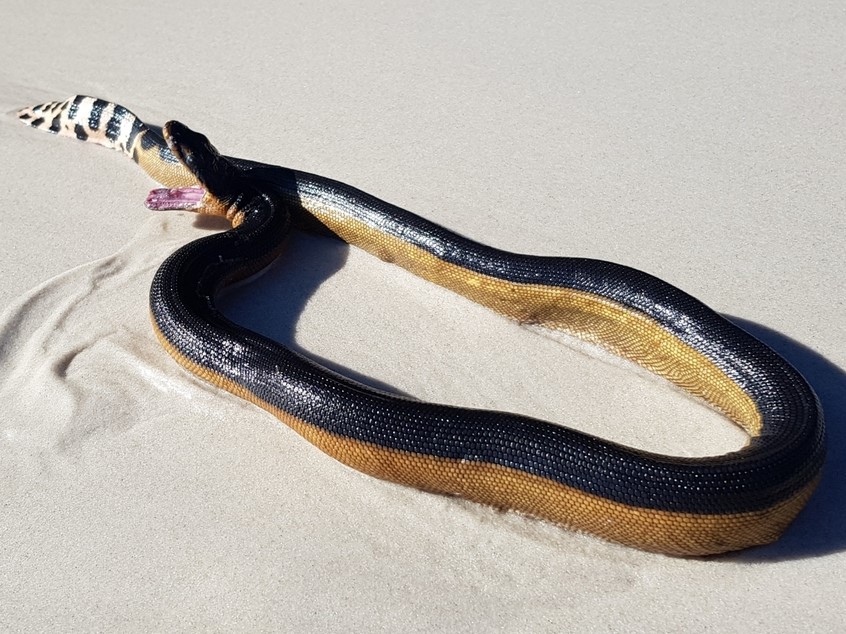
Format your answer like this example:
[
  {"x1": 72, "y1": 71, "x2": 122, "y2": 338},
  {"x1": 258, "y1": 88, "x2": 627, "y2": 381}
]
[{"x1": 146, "y1": 121, "x2": 255, "y2": 224}]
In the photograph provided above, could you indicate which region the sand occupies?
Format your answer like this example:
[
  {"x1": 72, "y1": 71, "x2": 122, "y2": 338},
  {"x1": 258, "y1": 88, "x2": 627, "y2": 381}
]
[{"x1": 1, "y1": 1, "x2": 845, "y2": 631}]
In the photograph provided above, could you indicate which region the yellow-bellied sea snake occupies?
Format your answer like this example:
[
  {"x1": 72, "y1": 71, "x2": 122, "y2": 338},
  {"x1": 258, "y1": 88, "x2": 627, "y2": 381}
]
[{"x1": 17, "y1": 96, "x2": 824, "y2": 555}]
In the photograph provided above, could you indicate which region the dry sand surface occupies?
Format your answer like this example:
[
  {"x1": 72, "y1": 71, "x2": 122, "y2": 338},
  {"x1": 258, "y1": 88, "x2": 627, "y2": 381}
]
[{"x1": 1, "y1": 2, "x2": 845, "y2": 631}]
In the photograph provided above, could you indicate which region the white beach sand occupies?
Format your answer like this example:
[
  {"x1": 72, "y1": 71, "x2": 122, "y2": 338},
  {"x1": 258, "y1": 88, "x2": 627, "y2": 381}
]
[{"x1": 1, "y1": 2, "x2": 845, "y2": 631}]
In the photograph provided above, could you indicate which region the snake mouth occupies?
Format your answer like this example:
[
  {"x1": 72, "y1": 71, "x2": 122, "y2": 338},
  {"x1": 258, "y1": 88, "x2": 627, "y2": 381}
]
[
  {"x1": 144, "y1": 122, "x2": 248, "y2": 217},
  {"x1": 150, "y1": 120, "x2": 257, "y2": 223}
]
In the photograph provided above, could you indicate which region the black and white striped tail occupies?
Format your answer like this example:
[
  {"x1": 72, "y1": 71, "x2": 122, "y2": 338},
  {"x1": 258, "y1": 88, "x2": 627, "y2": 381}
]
[{"x1": 17, "y1": 95, "x2": 150, "y2": 163}]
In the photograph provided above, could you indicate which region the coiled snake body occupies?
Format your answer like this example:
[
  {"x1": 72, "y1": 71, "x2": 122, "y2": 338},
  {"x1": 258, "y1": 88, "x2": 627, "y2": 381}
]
[{"x1": 18, "y1": 96, "x2": 824, "y2": 555}]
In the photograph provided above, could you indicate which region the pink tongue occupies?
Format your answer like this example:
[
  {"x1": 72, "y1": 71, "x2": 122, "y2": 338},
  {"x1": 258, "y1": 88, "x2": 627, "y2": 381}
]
[{"x1": 145, "y1": 186, "x2": 206, "y2": 210}]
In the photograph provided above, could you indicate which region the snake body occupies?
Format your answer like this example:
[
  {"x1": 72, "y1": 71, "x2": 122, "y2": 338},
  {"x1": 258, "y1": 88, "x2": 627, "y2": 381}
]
[{"x1": 18, "y1": 96, "x2": 824, "y2": 555}]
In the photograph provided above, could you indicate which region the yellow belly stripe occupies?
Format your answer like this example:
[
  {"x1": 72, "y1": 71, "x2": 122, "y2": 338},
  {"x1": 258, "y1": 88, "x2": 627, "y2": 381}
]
[
  {"x1": 300, "y1": 199, "x2": 762, "y2": 437},
  {"x1": 151, "y1": 315, "x2": 814, "y2": 556}
]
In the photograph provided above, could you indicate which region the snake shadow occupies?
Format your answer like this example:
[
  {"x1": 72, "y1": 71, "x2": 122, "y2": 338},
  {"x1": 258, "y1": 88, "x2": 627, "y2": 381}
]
[
  {"x1": 206, "y1": 219, "x2": 409, "y2": 397},
  {"x1": 722, "y1": 317, "x2": 846, "y2": 562}
]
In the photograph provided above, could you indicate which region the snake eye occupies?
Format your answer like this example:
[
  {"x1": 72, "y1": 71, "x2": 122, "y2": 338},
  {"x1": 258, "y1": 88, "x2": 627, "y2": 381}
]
[
  {"x1": 180, "y1": 147, "x2": 197, "y2": 169},
  {"x1": 161, "y1": 120, "x2": 246, "y2": 210}
]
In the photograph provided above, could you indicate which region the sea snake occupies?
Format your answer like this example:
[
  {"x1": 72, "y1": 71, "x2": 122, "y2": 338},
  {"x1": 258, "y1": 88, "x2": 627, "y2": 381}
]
[{"x1": 17, "y1": 95, "x2": 824, "y2": 555}]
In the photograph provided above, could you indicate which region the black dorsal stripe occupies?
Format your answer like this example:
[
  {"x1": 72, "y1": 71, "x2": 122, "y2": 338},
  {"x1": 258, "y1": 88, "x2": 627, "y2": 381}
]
[
  {"x1": 88, "y1": 99, "x2": 108, "y2": 130},
  {"x1": 126, "y1": 116, "x2": 145, "y2": 153},
  {"x1": 67, "y1": 95, "x2": 86, "y2": 121},
  {"x1": 105, "y1": 105, "x2": 129, "y2": 143}
]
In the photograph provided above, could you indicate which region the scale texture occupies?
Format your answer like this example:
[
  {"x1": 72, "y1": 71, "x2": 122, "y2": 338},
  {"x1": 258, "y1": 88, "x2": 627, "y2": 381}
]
[{"x1": 18, "y1": 96, "x2": 825, "y2": 555}]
